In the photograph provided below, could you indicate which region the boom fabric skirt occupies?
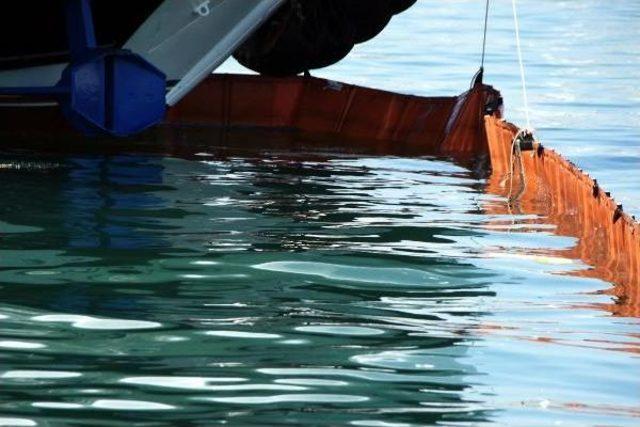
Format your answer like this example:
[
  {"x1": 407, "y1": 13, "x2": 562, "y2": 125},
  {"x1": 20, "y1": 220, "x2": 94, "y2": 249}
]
[{"x1": 1, "y1": 73, "x2": 638, "y2": 316}]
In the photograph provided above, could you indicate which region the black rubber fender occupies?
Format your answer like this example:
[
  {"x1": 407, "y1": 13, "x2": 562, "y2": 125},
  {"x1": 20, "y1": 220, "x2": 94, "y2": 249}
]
[{"x1": 233, "y1": 0, "x2": 417, "y2": 76}]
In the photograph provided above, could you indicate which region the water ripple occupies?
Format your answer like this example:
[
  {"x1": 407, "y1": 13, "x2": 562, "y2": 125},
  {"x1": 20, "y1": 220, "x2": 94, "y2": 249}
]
[{"x1": 2, "y1": 5, "x2": 639, "y2": 422}]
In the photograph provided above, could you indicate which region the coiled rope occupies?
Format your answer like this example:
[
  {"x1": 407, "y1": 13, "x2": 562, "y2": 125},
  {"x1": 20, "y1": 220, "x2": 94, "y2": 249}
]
[{"x1": 507, "y1": 129, "x2": 529, "y2": 206}]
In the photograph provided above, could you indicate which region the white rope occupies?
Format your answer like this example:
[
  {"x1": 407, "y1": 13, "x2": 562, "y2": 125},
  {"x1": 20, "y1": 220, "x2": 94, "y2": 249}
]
[{"x1": 511, "y1": 0, "x2": 532, "y2": 131}]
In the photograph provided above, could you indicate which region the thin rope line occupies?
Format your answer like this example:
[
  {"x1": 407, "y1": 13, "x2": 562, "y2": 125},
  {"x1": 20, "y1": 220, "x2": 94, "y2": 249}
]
[
  {"x1": 481, "y1": 0, "x2": 490, "y2": 69},
  {"x1": 507, "y1": 129, "x2": 528, "y2": 206},
  {"x1": 511, "y1": 0, "x2": 532, "y2": 130}
]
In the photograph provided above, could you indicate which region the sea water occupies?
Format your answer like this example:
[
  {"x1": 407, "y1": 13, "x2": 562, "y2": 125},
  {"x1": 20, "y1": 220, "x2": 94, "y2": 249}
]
[{"x1": 1, "y1": 1, "x2": 639, "y2": 426}]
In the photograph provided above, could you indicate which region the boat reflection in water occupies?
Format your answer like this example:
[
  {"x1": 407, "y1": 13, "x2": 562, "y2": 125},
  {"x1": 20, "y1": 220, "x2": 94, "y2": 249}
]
[
  {"x1": 0, "y1": 144, "x2": 498, "y2": 426},
  {"x1": 62, "y1": 156, "x2": 167, "y2": 250}
]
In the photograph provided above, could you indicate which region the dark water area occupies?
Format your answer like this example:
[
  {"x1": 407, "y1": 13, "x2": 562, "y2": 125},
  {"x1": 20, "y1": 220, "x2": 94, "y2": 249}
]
[
  {"x1": 0, "y1": 135, "x2": 638, "y2": 426},
  {"x1": 1, "y1": 0, "x2": 640, "y2": 426}
]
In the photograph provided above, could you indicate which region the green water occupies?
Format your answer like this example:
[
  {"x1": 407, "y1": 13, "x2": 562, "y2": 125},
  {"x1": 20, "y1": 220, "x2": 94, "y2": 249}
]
[
  {"x1": 2, "y1": 0, "x2": 640, "y2": 425},
  {"x1": 0, "y1": 147, "x2": 638, "y2": 426}
]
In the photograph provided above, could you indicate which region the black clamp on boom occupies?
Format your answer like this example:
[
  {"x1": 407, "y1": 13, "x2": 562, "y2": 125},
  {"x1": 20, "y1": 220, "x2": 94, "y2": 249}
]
[{"x1": 515, "y1": 129, "x2": 536, "y2": 152}]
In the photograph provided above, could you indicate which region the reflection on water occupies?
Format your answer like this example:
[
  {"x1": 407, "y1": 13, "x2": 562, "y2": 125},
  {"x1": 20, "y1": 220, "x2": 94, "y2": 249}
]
[
  {"x1": 222, "y1": 0, "x2": 640, "y2": 216},
  {"x1": 1, "y1": 1, "x2": 639, "y2": 424},
  {"x1": 1, "y1": 144, "x2": 638, "y2": 426}
]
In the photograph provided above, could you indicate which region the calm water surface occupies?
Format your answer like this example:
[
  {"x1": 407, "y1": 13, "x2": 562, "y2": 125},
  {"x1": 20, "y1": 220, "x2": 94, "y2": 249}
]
[{"x1": 1, "y1": 1, "x2": 639, "y2": 426}]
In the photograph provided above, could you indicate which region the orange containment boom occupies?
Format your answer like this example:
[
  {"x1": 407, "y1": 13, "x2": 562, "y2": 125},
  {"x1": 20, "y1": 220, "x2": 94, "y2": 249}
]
[
  {"x1": 1, "y1": 73, "x2": 638, "y2": 315},
  {"x1": 484, "y1": 117, "x2": 640, "y2": 317},
  {"x1": 167, "y1": 74, "x2": 640, "y2": 317},
  {"x1": 165, "y1": 74, "x2": 502, "y2": 159}
]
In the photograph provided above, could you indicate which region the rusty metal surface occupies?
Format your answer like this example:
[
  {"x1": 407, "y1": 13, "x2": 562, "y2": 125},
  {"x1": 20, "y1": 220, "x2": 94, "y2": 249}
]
[
  {"x1": 484, "y1": 116, "x2": 640, "y2": 317},
  {"x1": 166, "y1": 74, "x2": 461, "y2": 153}
]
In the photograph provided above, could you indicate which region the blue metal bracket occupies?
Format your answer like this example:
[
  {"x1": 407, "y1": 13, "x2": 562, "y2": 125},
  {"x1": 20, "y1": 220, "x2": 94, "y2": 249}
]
[
  {"x1": 0, "y1": 0, "x2": 167, "y2": 137},
  {"x1": 66, "y1": 0, "x2": 97, "y2": 58}
]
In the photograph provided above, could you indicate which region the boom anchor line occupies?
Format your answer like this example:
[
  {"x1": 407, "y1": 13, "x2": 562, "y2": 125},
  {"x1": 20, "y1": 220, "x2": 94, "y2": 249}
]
[{"x1": 486, "y1": 0, "x2": 537, "y2": 208}]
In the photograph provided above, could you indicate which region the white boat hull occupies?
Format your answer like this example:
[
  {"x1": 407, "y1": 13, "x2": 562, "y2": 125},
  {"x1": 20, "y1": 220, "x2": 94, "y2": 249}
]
[
  {"x1": 0, "y1": 0, "x2": 284, "y2": 106},
  {"x1": 126, "y1": 0, "x2": 285, "y2": 105}
]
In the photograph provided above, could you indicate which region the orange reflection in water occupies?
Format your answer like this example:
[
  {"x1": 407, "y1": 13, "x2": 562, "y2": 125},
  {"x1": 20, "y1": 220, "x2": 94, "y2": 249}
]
[{"x1": 483, "y1": 116, "x2": 640, "y2": 317}]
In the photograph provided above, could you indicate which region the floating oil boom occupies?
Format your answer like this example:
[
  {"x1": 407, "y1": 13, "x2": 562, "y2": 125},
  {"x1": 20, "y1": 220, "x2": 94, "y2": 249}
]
[{"x1": 0, "y1": 1, "x2": 638, "y2": 315}]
